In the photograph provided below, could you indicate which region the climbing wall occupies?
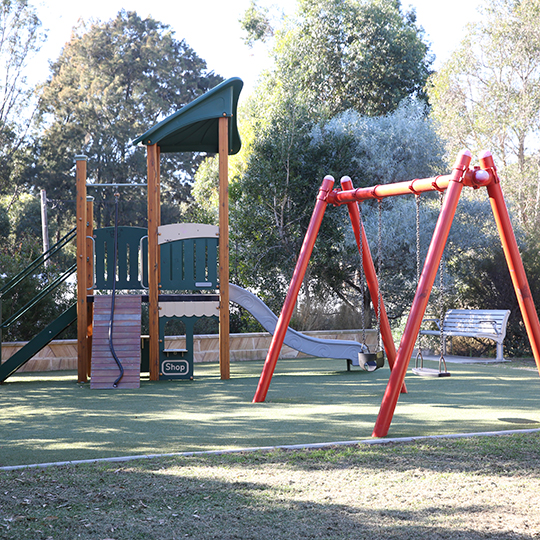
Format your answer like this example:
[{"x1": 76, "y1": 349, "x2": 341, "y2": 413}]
[{"x1": 91, "y1": 295, "x2": 141, "y2": 389}]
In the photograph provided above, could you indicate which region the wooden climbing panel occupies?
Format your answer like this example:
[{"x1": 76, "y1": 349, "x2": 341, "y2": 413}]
[{"x1": 91, "y1": 295, "x2": 141, "y2": 389}]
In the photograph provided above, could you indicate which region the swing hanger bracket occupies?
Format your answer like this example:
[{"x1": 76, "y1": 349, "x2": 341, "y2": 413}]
[{"x1": 462, "y1": 167, "x2": 492, "y2": 189}]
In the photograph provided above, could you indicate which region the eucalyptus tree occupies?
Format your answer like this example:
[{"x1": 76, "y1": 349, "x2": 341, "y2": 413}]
[
  {"x1": 429, "y1": 0, "x2": 540, "y2": 229},
  {"x1": 225, "y1": 98, "x2": 446, "y2": 327},
  {"x1": 242, "y1": 0, "x2": 433, "y2": 117}
]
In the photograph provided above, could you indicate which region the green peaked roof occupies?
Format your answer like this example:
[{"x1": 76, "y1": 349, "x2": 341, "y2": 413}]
[{"x1": 132, "y1": 77, "x2": 243, "y2": 154}]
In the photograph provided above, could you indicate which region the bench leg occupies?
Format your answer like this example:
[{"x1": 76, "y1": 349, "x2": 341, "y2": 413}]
[{"x1": 496, "y1": 342, "x2": 504, "y2": 361}]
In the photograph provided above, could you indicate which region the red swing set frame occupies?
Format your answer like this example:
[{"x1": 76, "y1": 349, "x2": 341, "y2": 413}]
[{"x1": 252, "y1": 150, "x2": 540, "y2": 438}]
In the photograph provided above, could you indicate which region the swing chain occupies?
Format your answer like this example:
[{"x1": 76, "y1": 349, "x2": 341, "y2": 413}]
[
  {"x1": 358, "y1": 204, "x2": 366, "y2": 346},
  {"x1": 415, "y1": 194, "x2": 424, "y2": 364},
  {"x1": 438, "y1": 191, "x2": 446, "y2": 362},
  {"x1": 377, "y1": 199, "x2": 382, "y2": 351},
  {"x1": 415, "y1": 195, "x2": 421, "y2": 285}
]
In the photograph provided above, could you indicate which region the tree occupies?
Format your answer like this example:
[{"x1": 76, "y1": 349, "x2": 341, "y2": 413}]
[
  {"x1": 36, "y1": 10, "x2": 222, "y2": 235},
  {"x1": 223, "y1": 96, "x2": 446, "y2": 328},
  {"x1": 243, "y1": 0, "x2": 432, "y2": 118},
  {"x1": 240, "y1": 0, "x2": 274, "y2": 47},
  {"x1": 0, "y1": 0, "x2": 44, "y2": 195},
  {"x1": 428, "y1": 0, "x2": 540, "y2": 229}
]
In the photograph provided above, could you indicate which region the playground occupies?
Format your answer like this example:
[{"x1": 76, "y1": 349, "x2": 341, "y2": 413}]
[
  {"x1": 1, "y1": 78, "x2": 540, "y2": 540},
  {"x1": 1, "y1": 77, "x2": 540, "y2": 470}
]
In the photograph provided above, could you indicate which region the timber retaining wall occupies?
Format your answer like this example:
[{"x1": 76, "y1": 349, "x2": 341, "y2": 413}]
[{"x1": 2, "y1": 329, "x2": 377, "y2": 373}]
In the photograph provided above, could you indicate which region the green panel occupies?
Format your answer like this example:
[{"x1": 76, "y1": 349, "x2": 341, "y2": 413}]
[
  {"x1": 158, "y1": 316, "x2": 194, "y2": 380},
  {"x1": 158, "y1": 315, "x2": 218, "y2": 380},
  {"x1": 159, "y1": 237, "x2": 218, "y2": 291},
  {"x1": 0, "y1": 304, "x2": 77, "y2": 383},
  {"x1": 206, "y1": 238, "x2": 218, "y2": 286},
  {"x1": 132, "y1": 78, "x2": 243, "y2": 155},
  {"x1": 183, "y1": 239, "x2": 195, "y2": 287},
  {"x1": 195, "y1": 240, "x2": 206, "y2": 283},
  {"x1": 94, "y1": 227, "x2": 147, "y2": 290}
]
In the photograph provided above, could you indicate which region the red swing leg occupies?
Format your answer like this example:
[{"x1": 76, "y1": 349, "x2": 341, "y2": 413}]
[
  {"x1": 341, "y1": 176, "x2": 406, "y2": 394},
  {"x1": 372, "y1": 150, "x2": 472, "y2": 438},
  {"x1": 252, "y1": 176, "x2": 335, "y2": 402},
  {"x1": 481, "y1": 151, "x2": 540, "y2": 375}
]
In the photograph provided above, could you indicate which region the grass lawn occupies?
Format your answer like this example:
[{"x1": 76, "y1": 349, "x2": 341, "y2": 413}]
[
  {"x1": 0, "y1": 357, "x2": 539, "y2": 467},
  {"x1": 1, "y1": 357, "x2": 539, "y2": 539}
]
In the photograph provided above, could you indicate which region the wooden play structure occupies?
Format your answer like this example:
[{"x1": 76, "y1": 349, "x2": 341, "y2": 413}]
[
  {"x1": 252, "y1": 150, "x2": 540, "y2": 437},
  {"x1": 0, "y1": 77, "x2": 377, "y2": 384},
  {"x1": 75, "y1": 78, "x2": 244, "y2": 387}
]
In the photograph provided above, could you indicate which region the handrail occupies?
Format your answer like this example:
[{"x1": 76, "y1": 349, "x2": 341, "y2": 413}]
[
  {"x1": 87, "y1": 235, "x2": 95, "y2": 290},
  {"x1": 0, "y1": 227, "x2": 76, "y2": 296},
  {"x1": 139, "y1": 235, "x2": 149, "y2": 289},
  {"x1": 0, "y1": 263, "x2": 77, "y2": 329}
]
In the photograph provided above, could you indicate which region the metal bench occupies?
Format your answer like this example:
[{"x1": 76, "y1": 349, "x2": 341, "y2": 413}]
[{"x1": 420, "y1": 309, "x2": 511, "y2": 361}]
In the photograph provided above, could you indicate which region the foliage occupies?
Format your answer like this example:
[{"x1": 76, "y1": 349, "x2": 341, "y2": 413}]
[
  {"x1": 190, "y1": 155, "x2": 220, "y2": 224},
  {"x1": 240, "y1": 0, "x2": 274, "y2": 47},
  {"x1": 428, "y1": 0, "x2": 540, "y2": 230},
  {"x1": 35, "y1": 10, "x2": 222, "y2": 233},
  {"x1": 250, "y1": 0, "x2": 433, "y2": 117}
]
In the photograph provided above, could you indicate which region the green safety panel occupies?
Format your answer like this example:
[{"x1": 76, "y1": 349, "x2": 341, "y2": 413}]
[
  {"x1": 0, "y1": 304, "x2": 77, "y2": 383},
  {"x1": 160, "y1": 237, "x2": 218, "y2": 291},
  {"x1": 94, "y1": 227, "x2": 148, "y2": 290}
]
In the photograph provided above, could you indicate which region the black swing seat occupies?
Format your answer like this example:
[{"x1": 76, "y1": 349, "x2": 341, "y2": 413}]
[{"x1": 359, "y1": 350, "x2": 384, "y2": 372}]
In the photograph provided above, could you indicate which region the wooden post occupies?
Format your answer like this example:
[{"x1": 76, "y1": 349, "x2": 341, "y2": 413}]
[
  {"x1": 147, "y1": 144, "x2": 160, "y2": 380},
  {"x1": 219, "y1": 116, "x2": 230, "y2": 380},
  {"x1": 86, "y1": 196, "x2": 94, "y2": 378},
  {"x1": 75, "y1": 155, "x2": 88, "y2": 383}
]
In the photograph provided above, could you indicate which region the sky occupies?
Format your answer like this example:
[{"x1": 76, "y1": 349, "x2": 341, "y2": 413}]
[{"x1": 28, "y1": 0, "x2": 483, "y2": 101}]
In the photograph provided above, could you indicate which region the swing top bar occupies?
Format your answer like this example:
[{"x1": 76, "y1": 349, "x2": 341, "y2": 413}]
[{"x1": 327, "y1": 161, "x2": 491, "y2": 206}]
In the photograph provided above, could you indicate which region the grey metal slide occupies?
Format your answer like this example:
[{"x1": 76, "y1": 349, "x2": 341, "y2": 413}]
[{"x1": 229, "y1": 283, "x2": 368, "y2": 365}]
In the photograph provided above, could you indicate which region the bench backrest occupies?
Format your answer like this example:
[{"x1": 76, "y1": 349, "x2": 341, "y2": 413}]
[{"x1": 443, "y1": 309, "x2": 511, "y2": 338}]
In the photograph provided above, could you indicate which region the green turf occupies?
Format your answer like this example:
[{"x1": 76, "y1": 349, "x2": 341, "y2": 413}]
[{"x1": 0, "y1": 357, "x2": 539, "y2": 467}]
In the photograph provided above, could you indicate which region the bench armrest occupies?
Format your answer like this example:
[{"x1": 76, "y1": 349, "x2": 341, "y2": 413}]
[{"x1": 421, "y1": 318, "x2": 441, "y2": 330}]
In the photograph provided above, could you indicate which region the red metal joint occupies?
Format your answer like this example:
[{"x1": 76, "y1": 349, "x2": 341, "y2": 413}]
[
  {"x1": 408, "y1": 179, "x2": 421, "y2": 196},
  {"x1": 371, "y1": 185, "x2": 383, "y2": 201},
  {"x1": 328, "y1": 189, "x2": 342, "y2": 206},
  {"x1": 431, "y1": 175, "x2": 446, "y2": 192}
]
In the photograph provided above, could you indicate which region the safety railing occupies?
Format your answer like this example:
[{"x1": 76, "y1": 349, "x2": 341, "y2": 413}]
[{"x1": 0, "y1": 227, "x2": 77, "y2": 365}]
